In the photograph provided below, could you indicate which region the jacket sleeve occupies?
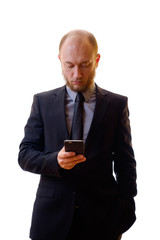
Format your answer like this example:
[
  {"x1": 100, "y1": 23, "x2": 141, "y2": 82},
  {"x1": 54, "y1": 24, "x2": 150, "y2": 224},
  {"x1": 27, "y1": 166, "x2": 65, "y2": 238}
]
[
  {"x1": 18, "y1": 94, "x2": 61, "y2": 177},
  {"x1": 113, "y1": 97, "x2": 137, "y2": 198}
]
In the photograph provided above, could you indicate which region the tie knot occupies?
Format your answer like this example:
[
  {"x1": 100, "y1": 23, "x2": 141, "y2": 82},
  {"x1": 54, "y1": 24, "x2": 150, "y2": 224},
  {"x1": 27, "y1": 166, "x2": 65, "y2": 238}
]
[{"x1": 75, "y1": 92, "x2": 85, "y2": 102}]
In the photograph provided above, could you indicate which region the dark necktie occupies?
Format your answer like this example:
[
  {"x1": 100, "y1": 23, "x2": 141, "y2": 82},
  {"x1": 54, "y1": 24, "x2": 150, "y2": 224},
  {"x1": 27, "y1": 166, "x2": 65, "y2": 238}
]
[{"x1": 71, "y1": 92, "x2": 85, "y2": 140}]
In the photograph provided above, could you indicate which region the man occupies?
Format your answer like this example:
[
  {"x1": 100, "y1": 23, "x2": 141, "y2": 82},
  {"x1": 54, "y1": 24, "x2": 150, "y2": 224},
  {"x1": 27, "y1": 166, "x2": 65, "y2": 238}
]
[{"x1": 18, "y1": 30, "x2": 137, "y2": 240}]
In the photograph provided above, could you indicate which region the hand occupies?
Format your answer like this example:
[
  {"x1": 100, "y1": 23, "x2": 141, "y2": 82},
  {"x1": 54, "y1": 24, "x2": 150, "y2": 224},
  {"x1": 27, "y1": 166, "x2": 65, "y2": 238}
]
[{"x1": 57, "y1": 147, "x2": 86, "y2": 170}]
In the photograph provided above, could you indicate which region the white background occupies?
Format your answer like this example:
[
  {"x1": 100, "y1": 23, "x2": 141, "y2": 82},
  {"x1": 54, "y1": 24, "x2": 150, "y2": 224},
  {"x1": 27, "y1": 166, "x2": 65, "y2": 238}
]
[{"x1": 0, "y1": 0, "x2": 160, "y2": 239}]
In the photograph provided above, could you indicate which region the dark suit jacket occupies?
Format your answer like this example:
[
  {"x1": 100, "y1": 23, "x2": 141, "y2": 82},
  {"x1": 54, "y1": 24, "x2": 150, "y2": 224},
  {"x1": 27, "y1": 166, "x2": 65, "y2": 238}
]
[{"x1": 18, "y1": 85, "x2": 137, "y2": 240}]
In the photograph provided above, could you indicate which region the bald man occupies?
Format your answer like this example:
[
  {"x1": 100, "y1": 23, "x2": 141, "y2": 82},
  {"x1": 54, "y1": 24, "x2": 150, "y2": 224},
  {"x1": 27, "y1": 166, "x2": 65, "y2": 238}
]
[{"x1": 18, "y1": 30, "x2": 137, "y2": 240}]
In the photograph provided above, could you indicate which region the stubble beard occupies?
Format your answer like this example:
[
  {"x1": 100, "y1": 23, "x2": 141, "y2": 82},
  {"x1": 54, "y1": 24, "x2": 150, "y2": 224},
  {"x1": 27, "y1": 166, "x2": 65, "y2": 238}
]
[{"x1": 63, "y1": 69, "x2": 96, "y2": 92}]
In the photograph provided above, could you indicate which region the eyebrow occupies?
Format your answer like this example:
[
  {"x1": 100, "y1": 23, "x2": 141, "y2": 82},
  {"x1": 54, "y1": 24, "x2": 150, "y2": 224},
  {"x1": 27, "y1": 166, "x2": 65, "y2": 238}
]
[
  {"x1": 64, "y1": 60, "x2": 92, "y2": 64},
  {"x1": 65, "y1": 61, "x2": 74, "y2": 64}
]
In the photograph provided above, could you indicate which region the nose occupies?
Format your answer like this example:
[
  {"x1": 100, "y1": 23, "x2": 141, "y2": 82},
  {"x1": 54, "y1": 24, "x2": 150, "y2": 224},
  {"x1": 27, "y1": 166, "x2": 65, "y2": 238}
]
[{"x1": 73, "y1": 65, "x2": 82, "y2": 79}]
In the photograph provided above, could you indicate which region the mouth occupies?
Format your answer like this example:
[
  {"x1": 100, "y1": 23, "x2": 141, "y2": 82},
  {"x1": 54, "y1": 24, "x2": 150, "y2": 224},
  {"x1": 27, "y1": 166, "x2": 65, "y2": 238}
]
[{"x1": 72, "y1": 80, "x2": 83, "y2": 85}]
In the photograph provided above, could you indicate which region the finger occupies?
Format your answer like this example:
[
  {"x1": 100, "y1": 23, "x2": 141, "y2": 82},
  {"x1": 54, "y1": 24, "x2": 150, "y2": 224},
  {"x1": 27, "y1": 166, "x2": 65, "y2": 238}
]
[
  {"x1": 62, "y1": 152, "x2": 76, "y2": 159},
  {"x1": 73, "y1": 157, "x2": 86, "y2": 165},
  {"x1": 58, "y1": 148, "x2": 75, "y2": 159},
  {"x1": 69, "y1": 157, "x2": 86, "y2": 167},
  {"x1": 65, "y1": 157, "x2": 86, "y2": 169},
  {"x1": 59, "y1": 155, "x2": 83, "y2": 167},
  {"x1": 64, "y1": 154, "x2": 85, "y2": 163},
  {"x1": 61, "y1": 156, "x2": 86, "y2": 169}
]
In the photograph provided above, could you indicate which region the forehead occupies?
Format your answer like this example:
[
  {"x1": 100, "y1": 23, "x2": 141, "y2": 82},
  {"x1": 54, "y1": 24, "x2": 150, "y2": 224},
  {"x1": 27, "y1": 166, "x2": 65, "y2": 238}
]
[{"x1": 60, "y1": 36, "x2": 95, "y2": 61}]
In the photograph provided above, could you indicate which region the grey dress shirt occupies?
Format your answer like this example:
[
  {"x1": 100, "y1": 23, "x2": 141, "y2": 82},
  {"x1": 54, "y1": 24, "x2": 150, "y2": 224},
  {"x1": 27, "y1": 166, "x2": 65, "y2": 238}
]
[{"x1": 65, "y1": 84, "x2": 96, "y2": 141}]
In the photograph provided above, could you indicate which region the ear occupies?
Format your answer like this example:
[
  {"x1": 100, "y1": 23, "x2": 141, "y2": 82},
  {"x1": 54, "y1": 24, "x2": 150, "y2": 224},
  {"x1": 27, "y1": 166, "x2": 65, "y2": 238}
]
[
  {"x1": 96, "y1": 54, "x2": 100, "y2": 66},
  {"x1": 58, "y1": 54, "x2": 61, "y2": 61}
]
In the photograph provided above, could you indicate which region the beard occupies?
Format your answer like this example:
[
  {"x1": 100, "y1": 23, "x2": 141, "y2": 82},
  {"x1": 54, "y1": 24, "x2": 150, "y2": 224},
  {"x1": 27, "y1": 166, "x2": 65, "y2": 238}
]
[{"x1": 63, "y1": 68, "x2": 96, "y2": 92}]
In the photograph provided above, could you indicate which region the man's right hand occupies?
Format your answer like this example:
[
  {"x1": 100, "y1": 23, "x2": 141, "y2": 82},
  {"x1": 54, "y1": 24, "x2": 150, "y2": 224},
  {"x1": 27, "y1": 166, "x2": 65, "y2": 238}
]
[{"x1": 57, "y1": 147, "x2": 86, "y2": 170}]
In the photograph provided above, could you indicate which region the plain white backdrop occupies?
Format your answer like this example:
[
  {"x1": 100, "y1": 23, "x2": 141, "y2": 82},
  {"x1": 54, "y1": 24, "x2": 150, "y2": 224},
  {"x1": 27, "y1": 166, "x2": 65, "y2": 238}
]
[{"x1": 0, "y1": 0, "x2": 160, "y2": 239}]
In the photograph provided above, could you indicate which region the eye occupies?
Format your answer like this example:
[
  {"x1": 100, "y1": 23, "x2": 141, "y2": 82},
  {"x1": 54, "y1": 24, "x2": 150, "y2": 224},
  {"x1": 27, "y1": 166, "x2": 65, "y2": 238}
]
[
  {"x1": 80, "y1": 62, "x2": 91, "y2": 68},
  {"x1": 65, "y1": 63, "x2": 74, "y2": 68}
]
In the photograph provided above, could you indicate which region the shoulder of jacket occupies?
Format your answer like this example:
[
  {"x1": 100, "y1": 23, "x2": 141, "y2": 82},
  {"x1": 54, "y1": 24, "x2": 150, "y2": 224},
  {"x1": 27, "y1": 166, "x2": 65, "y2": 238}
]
[
  {"x1": 96, "y1": 85, "x2": 128, "y2": 101},
  {"x1": 34, "y1": 85, "x2": 66, "y2": 99}
]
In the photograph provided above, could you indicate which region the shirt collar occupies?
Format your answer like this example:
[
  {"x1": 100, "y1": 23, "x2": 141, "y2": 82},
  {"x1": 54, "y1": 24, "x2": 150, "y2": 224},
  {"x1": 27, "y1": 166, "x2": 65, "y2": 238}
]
[{"x1": 66, "y1": 83, "x2": 96, "y2": 102}]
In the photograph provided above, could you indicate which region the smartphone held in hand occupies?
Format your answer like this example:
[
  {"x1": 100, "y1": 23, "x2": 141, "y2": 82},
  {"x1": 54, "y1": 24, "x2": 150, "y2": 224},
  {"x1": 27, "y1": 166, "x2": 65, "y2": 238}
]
[{"x1": 64, "y1": 140, "x2": 84, "y2": 155}]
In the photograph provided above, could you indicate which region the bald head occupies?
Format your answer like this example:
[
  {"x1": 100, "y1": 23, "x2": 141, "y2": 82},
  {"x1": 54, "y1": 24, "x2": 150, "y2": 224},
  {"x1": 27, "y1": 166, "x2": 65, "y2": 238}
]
[
  {"x1": 58, "y1": 30, "x2": 100, "y2": 92},
  {"x1": 59, "y1": 30, "x2": 98, "y2": 55}
]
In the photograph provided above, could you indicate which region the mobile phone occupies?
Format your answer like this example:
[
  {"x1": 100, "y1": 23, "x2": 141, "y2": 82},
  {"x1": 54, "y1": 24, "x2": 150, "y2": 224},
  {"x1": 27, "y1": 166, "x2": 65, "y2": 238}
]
[{"x1": 64, "y1": 140, "x2": 84, "y2": 155}]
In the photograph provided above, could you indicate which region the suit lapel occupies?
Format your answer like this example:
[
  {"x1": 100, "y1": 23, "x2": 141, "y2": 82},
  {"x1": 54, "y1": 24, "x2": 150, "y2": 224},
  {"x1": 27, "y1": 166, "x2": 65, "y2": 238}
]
[
  {"x1": 85, "y1": 85, "x2": 109, "y2": 145},
  {"x1": 50, "y1": 86, "x2": 69, "y2": 140}
]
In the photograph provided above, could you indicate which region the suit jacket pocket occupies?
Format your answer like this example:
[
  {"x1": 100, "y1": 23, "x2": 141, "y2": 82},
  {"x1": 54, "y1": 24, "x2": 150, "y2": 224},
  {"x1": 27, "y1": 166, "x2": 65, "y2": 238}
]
[{"x1": 36, "y1": 187, "x2": 55, "y2": 199}]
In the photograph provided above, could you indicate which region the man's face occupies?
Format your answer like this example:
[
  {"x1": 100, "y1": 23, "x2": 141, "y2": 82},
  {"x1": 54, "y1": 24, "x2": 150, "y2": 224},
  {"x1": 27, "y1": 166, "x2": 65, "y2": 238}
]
[{"x1": 59, "y1": 37, "x2": 100, "y2": 92}]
